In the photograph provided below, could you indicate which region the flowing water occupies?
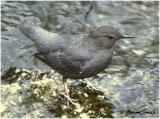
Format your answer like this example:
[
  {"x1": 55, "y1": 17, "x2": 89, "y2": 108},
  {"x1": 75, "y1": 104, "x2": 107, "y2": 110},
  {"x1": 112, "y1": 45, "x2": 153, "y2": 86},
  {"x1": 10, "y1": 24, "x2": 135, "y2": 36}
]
[{"x1": 1, "y1": 1, "x2": 159, "y2": 118}]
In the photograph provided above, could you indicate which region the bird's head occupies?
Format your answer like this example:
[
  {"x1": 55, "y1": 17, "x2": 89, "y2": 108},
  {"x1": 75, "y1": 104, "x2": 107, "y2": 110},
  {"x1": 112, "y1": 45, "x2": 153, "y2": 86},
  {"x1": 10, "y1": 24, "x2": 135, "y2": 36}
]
[{"x1": 89, "y1": 26, "x2": 134, "y2": 49}]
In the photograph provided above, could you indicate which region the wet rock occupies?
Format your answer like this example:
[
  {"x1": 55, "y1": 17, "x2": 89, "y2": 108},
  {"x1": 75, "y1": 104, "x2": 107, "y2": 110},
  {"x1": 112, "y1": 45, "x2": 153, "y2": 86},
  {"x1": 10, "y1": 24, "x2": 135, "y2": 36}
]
[{"x1": 1, "y1": 68, "x2": 114, "y2": 118}]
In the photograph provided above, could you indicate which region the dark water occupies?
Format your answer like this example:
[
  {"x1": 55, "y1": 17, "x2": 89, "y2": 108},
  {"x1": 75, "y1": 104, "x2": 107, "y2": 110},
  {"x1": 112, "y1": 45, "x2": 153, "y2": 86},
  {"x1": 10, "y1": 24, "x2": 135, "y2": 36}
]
[{"x1": 1, "y1": 1, "x2": 159, "y2": 118}]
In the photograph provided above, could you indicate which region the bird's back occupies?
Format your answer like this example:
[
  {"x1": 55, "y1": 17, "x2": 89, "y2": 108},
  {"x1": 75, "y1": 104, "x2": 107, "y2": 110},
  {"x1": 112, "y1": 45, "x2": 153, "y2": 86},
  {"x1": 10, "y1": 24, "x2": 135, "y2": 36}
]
[{"x1": 20, "y1": 21, "x2": 89, "y2": 53}]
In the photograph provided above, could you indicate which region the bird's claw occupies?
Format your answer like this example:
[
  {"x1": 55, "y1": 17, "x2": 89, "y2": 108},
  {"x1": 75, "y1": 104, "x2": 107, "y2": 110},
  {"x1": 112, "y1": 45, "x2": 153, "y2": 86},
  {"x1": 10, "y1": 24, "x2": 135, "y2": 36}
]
[{"x1": 59, "y1": 93, "x2": 79, "y2": 107}]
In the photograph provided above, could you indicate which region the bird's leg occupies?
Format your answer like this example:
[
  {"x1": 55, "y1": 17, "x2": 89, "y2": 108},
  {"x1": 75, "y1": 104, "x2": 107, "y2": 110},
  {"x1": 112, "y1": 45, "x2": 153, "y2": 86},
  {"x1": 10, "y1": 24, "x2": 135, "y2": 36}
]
[
  {"x1": 62, "y1": 77, "x2": 70, "y2": 106},
  {"x1": 63, "y1": 77, "x2": 69, "y2": 95},
  {"x1": 62, "y1": 77, "x2": 79, "y2": 106}
]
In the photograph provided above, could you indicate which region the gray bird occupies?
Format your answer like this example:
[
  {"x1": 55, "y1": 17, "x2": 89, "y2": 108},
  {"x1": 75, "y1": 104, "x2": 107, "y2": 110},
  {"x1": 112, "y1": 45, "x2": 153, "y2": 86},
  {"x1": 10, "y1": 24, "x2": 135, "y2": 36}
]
[{"x1": 19, "y1": 21, "x2": 134, "y2": 96}]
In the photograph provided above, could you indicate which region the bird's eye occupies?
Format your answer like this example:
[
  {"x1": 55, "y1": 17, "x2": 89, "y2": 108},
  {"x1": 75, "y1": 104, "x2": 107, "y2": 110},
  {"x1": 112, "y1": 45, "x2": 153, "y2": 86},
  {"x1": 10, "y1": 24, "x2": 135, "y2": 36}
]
[
  {"x1": 108, "y1": 35, "x2": 114, "y2": 39},
  {"x1": 104, "y1": 35, "x2": 114, "y2": 39}
]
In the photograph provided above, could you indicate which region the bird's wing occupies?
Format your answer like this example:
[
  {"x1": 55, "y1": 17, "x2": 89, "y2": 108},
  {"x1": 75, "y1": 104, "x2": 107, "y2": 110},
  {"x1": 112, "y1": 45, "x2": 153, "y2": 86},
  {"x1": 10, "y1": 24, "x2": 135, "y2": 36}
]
[{"x1": 34, "y1": 50, "x2": 89, "y2": 74}]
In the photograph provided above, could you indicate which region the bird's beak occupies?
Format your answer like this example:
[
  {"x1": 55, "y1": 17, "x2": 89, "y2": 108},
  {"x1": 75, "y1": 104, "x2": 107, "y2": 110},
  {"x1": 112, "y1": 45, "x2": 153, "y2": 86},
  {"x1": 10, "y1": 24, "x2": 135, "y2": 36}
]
[
  {"x1": 122, "y1": 36, "x2": 135, "y2": 38},
  {"x1": 119, "y1": 35, "x2": 135, "y2": 39}
]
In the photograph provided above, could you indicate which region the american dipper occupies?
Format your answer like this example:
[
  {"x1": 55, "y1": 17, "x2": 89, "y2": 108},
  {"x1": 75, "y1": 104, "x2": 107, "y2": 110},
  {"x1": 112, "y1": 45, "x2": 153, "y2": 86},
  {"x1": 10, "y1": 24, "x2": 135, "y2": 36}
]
[{"x1": 19, "y1": 21, "x2": 134, "y2": 95}]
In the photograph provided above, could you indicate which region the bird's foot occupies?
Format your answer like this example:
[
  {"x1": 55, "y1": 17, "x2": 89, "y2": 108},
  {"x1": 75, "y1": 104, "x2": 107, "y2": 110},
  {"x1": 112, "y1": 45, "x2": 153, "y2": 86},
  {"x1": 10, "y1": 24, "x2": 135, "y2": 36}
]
[{"x1": 59, "y1": 93, "x2": 79, "y2": 107}]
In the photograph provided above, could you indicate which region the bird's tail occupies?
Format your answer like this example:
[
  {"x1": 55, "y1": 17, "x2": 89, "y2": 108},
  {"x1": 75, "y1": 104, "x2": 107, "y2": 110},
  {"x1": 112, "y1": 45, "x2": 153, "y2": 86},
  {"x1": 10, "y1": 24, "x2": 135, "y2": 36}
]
[{"x1": 19, "y1": 20, "x2": 57, "y2": 50}]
